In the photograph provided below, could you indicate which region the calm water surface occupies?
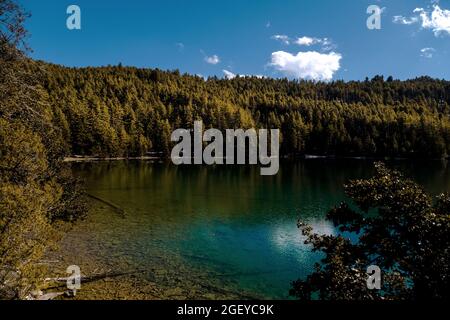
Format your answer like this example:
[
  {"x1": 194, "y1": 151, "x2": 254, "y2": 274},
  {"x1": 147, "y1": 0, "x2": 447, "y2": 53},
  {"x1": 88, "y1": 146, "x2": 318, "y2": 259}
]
[{"x1": 60, "y1": 160, "x2": 450, "y2": 299}]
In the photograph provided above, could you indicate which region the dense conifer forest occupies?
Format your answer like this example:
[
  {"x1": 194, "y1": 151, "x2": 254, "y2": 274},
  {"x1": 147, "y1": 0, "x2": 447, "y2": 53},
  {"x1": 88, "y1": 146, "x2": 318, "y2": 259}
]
[{"x1": 38, "y1": 63, "x2": 450, "y2": 159}]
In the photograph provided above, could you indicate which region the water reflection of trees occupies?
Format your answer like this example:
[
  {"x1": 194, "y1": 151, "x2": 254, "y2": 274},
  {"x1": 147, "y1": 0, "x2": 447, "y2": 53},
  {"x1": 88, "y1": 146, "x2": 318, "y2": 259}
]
[{"x1": 71, "y1": 160, "x2": 450, "y2": 227}]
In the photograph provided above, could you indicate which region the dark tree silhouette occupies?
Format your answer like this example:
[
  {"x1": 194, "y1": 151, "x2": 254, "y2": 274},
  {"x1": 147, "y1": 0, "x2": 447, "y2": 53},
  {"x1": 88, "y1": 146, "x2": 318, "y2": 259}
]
[{"x1": 291, "y1": 163, "x2": 450, "y2": 300}]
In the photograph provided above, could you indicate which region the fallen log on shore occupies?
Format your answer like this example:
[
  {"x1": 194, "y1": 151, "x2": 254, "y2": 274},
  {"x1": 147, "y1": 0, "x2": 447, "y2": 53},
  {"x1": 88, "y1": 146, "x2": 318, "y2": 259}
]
[
  {"x1": 44, "y1": 269, "x2": 147, "y2": 289},
  {"x1": 86, "y1": 193, "x2": 126, "y2": 217}
]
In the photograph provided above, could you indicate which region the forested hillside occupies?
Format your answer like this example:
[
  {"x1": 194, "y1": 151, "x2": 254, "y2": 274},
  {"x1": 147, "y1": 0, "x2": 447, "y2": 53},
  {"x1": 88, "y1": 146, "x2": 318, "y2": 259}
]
[{"x1": 40, "y1": 63, "x2": 450, "y2": 158}]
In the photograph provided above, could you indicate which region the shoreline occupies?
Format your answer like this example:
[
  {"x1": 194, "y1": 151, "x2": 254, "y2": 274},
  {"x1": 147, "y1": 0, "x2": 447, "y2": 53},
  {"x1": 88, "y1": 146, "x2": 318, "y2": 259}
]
[
  {"x1": 64, "y1": 156, "x2": 160, "y2": 162},
  {"x1": 63, "y1": 154, "x2": 449, "y2": 163}
]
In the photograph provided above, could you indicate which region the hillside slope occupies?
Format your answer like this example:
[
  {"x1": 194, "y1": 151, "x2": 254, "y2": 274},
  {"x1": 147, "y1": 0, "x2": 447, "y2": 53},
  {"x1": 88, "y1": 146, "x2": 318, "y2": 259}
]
[{"x1": 40, "y1": 63, "x2": 450, "y2": 158}]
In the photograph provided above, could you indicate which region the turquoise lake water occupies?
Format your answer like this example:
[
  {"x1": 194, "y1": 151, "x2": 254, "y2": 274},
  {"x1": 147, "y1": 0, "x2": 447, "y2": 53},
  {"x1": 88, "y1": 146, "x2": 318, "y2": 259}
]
[{"x1": 65, "y1": 159, "x2": 450, "y2": 299}]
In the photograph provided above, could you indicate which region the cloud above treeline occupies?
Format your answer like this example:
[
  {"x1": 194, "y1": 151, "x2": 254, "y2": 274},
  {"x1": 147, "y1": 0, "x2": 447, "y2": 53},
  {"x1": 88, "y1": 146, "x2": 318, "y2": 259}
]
[
  {"x1": 222, "y1": 70, "x2": 265, "y2": 80},
  {"x1": 271, "y1": 34, "x2": 290, "y2": 45},
  {"x1": 294, "y1": 36, "x2": 334, "y2": 51},
  {"x1": 222, "y1": 70, "x2": 236, "y2": 79},
  {"x1": 271, "y1": 35, "x2": 335, "y2": 51},
  {"x1": 420, "y1": 47, "x2": 435, "y2": 58},
  {"x1": 393, "y1": 4, "x2": 450, "y2": 36},
  {"x1": 269, "y1": 34, "x2": 341, "y2": 81},
  {"x1": 270, "y1": 51, "x2": 342, "y2": 81},
  {"x1": 205, "y1": 54, "x2": 220, "y2": 65}
]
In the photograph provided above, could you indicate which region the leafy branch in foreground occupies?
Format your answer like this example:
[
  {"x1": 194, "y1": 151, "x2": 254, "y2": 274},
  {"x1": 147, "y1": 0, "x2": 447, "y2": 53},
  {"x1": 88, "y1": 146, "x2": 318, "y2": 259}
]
[{"x1": 291, "y1": 163, "x2": 450, "y2": 300}]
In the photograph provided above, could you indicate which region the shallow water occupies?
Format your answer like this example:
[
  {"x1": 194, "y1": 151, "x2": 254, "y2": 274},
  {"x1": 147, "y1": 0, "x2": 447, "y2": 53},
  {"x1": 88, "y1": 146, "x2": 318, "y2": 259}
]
[{"x1": 52, "y1": 159, "x2": 450, "y2": 299}]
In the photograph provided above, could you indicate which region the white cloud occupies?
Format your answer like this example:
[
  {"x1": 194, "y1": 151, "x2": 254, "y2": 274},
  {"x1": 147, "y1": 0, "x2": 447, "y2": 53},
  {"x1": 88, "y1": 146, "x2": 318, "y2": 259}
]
[
  {"x1": 318, "y1": 38, "x2": 335, "y2": 51},
  {"x1": 205, "y1": 54, "x2": 220, "y2": 65},
  {"x1": 395, "y1": 5, "x2": 450, "y2": 36},
  {"x1": 295, "y1": 36, "x2": 317, "y2": 46},
  {"x1": 414, "y1": 5, "x2": 450, "y2": 36},
  {"x1": 271, "y1": 34, "x2": 290, "y2": 45},
  {"x1": 294, "y1": 36, "x2": 335, "y2": 51},
  {"x1": 420, "y1": 47, "x2": 435, "y2": 58},
  {"x1": 393, "y1": 15, "x2": 419, "y2": 25},
  {"x1": 222, "y1": 70, "x2": 265, "y2": 79},
  {"x1": 270, "y1": 51, "x2": 342, "y2": 81},
  {"x1": 272, "y1": 34, "x2": 336, "y2": 52},
  {"x1": 222, "y1": 70, "x2": 236, "y2": 79}
]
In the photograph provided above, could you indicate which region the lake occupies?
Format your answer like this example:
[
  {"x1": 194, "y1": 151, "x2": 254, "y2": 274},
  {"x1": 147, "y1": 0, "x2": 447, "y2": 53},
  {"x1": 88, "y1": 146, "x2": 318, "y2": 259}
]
[{"x1": 52, "y1": 159, "x2": 450, "y2": 299}]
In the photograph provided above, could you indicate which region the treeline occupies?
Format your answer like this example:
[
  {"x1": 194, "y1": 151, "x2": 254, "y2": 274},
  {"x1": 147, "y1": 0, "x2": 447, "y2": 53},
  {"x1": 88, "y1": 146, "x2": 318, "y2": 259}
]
[{"x1": 38, "y1": 64, "x2": 450, "y2": 159}]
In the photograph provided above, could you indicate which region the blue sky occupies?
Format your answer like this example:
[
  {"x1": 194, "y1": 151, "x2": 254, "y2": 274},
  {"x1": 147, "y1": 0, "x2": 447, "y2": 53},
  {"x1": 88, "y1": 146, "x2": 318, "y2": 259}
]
[{"x1": 20, "y1": 0, "x2": 450, "y2": 81}]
